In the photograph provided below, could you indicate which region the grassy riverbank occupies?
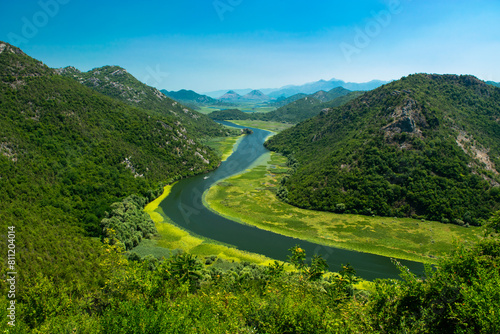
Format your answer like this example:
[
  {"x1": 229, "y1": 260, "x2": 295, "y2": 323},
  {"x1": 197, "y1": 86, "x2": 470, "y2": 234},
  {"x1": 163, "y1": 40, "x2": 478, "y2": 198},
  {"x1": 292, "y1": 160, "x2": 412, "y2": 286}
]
[
  {"x1": 205, "y1": 152, "x2": 484, "y2": 264},
  {"x1": 142, "y1": 131, "x2": 276, "y2": 265},
  {"x1": 203, "y1": 133, "x2": 244, "y2": 161},
  {"x1": 230, "y1": 120, "x2": 294, "y2": 133},
  {"x1": 143, "y1": 183, "x2": 276, "y2": 265}
]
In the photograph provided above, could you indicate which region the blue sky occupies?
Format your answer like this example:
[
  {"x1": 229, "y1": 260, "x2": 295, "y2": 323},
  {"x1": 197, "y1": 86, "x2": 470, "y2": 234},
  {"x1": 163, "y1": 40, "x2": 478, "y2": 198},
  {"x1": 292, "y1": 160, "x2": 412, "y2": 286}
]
[{"x1": 1, "y1": 0, "x2": 499, "y2": 93}]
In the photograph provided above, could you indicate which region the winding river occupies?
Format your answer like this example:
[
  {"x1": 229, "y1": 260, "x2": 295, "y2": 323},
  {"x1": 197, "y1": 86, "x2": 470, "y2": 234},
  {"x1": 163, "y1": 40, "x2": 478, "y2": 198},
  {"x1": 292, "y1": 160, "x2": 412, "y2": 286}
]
[{"x1": 159, "y1": 121, "x2": 424, "y2": 280}]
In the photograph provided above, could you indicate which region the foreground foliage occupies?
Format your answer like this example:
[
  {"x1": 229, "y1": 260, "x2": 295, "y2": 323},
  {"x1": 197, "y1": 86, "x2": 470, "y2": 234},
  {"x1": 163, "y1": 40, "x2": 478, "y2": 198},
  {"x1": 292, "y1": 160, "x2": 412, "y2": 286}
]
[{"x1": 1, "y1": 234, "x2": 500, "y2": 333}]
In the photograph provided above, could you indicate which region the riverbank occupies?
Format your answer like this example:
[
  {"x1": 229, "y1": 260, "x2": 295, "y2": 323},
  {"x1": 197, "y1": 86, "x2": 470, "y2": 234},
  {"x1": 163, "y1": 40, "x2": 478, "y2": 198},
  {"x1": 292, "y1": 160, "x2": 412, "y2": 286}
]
[
  {"x1": 229, "y1": 120, "x2": 293, "y2": 134},
  {"x1": 144, "y1": 181, "x2": 276, "y2": 265},
  {"x1": 202, "y1": 134, "x2": 244, "y2": 162},
  {"x1": 204, "y1": 151, "x2": 484, "y2": 264},
  {"x1": 142, "y1": 132, "x2": 277, "y2": 265}
]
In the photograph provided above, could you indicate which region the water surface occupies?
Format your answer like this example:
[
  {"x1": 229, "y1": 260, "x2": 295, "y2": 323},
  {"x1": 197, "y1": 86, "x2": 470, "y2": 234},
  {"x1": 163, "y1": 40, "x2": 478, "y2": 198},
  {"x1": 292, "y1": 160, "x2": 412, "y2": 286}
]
[{"x1": 159, "y1": 122, "x2": 424, "y2": 280}]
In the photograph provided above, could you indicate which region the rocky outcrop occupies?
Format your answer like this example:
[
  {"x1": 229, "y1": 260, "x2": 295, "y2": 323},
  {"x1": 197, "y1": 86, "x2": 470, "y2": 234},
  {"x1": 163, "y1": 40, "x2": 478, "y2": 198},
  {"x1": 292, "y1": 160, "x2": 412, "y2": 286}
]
[{"x1": 382, "y1": 98, "x2": 427, "y2": 144}]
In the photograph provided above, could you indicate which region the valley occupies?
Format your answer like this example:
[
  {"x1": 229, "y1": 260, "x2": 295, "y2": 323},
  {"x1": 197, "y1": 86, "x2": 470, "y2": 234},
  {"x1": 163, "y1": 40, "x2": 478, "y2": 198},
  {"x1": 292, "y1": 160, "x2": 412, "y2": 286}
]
[
  {"x1": 146, "y1": 121, "x2": 425, "y2": 280},
  {"x1": 204, "y1": 140, "x2": 482, "y2": 264},
  {"x1": 1, "y1": 41, "x2": 500, "y2": 332}
]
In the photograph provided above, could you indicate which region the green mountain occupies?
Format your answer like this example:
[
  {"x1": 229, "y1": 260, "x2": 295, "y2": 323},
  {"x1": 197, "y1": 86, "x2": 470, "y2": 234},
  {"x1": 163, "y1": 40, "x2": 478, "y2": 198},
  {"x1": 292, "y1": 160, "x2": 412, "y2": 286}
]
[
  {"x1": 219, "y1": 90, "x2": 242, "y2": 101},
  {"x1": 310, "y1": 87, "x2": 353, "y2": 102},
  {"x1": 487, "y1": 81, "x2": 500, "y2": 88},
  {"x1": 241, "y1": 89, "x2": 271, "y2": 101},
  {"x1": 0, "y1": 42, "x2": 222, "y2": 285},
  {"x1": 271, "y1": 93, "x2": 309, "y2": 107},
  {"x1": 160, "y1": 89, "x2": 233, "y2": 109},
  {"x1": 259, "y1": 90, "x2": 364, "y2": 123},
  {"x1": 265, "y1": 74, "x2": 500, "y2": 223},
  {"x1": 59, "y1": 66, "x2": 228, "y2": 138},
  {"x1": 271, "y1": 87, "x2": 352, "y2": 107}
]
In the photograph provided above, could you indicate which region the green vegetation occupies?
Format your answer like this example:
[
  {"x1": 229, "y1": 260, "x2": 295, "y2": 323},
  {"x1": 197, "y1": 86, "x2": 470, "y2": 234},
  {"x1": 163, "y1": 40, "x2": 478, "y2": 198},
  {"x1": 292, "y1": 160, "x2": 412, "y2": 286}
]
[
  {"x1": 208, "y1": 108, "x2": 252, "y2": 120},
  {"x1": 203, "y1": 133, "x2": 244, "y2": 161},
  {"x1": 101, "y1": 195, "x2": 158, "y2": 250},
  {"x1": 0, "y1": 42, "x2": 221, "y2": 301},
  {"x1": 205, "y1": 152, "x2": 482, "y2": 263},
  {"x1": 3, "y1": 231, "x2": 500, "y2": 333},
  {"x1": 2, "y1": 43, "x2": 500, "y2": 333},
  {"x1": 266, "y1": 74, "x2": 500, "y2": 223},
  {"x1": 208, "y1": 91, "x2": 364, "y2": 124},
  {"x1": 60, "y1": 65, "x2": 232, "y2": 138}
]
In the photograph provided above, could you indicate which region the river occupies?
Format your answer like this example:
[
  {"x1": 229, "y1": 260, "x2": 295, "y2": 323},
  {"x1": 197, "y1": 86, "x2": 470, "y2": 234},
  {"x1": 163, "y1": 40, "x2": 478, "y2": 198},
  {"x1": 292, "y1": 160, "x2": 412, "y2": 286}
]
[{"x1": 159, "y1": 121, "x2": 424, "y2": 280}]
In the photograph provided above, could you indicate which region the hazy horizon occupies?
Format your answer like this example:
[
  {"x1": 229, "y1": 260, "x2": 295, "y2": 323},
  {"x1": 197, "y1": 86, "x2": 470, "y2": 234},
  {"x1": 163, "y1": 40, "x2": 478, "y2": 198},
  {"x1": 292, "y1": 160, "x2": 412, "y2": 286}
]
[{"x1": 1, "y1": 0, "x2": 499, "y2": 92}]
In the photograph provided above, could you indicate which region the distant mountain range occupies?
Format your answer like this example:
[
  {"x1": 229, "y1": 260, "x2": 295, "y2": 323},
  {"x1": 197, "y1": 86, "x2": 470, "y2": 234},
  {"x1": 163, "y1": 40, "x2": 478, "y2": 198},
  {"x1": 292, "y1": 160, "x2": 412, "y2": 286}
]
[
  {"x1": 203, "y1": 78, "x2": 389, "y2": 99},
  {"x1": 487, "y1": 81, "x2": 500, "y2": 88},
  {"x1": 218, "y1": 89, "x2": 272, "y2": 102},
  {"x1": 160, "y1": 89, "x2": 233, "y2": 109},
  {"x1": 209, "y1": 87, "x2": 365, "y2": 124}
]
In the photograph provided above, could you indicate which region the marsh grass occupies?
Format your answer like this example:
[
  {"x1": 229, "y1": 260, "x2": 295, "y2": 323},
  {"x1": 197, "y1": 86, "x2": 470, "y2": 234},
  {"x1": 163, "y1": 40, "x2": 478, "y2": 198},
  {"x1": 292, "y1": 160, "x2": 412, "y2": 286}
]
[
  {"x1": 230, "y1": 120, "x2": 294, "y2": 133},
  {"x1": 142, "y1": 168, "x2": 275, "y2": 265},
  {"x1": 205, "y1": 152, "x2": 484, "y2": 263},
  {"x1": 203, "y1": 134, "x2": 244, "y2": 161}
]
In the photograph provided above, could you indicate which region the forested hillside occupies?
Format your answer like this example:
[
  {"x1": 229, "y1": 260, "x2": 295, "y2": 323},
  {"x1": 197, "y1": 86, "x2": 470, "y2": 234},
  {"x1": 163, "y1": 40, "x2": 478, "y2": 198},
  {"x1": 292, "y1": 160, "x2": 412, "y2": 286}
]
[
  {"x1": 1, "y1": 42, "x2": 500, "y2": 334},
  {"x1": 259, "y1": 90, "x2": 364, "y2": 123},
  {"x1": 266, "y1": 74, "x2": 500, "y2": 223},
  {"x1": 59, "y1": 65, "x2": 229, "y2": 138},
  {"x1": 0, "y1": 42, "x2": 221, "y2": 289}
]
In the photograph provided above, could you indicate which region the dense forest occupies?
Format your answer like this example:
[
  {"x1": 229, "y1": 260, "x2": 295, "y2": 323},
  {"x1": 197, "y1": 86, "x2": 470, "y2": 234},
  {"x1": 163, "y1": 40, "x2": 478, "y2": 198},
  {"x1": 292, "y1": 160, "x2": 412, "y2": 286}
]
[
  {"x1": 59, "y1": 65, "x2": 231, "y2": 138},
  {"x1": 266, "y1": 74, "x2": 500, "y2": 224},
  {"x1": 2, "y1": 43, "x2": 500, "y2": 333},
  {"x1": 0, "y1": 42, "x2": 224, "y2": 291}
]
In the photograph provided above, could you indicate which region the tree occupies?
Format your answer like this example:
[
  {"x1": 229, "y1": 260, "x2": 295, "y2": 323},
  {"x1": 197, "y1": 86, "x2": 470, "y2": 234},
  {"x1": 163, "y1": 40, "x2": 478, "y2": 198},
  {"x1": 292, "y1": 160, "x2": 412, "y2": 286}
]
[{"x1": 486, "y1": 210, "x2": 500, "y2": 234}]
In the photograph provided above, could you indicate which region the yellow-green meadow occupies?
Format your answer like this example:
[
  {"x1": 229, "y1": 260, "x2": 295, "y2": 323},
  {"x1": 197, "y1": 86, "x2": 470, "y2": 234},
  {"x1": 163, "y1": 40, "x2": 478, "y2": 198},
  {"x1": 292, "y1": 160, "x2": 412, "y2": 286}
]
[{"x1": 205, "y1": 152, "x2": 484, "y2": 263}]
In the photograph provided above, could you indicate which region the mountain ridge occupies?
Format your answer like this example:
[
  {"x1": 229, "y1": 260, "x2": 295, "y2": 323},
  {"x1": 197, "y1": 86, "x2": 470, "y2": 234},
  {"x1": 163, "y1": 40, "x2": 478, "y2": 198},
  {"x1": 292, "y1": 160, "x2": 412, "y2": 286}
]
[
  {"x1": 265, "y1": 73, "x2": 500, "y2": 223},
  {"x1": 203, "y1": 78, "x2": 388, "y2": 98},
  {"x1": 59, "y1": 65, "x2": 229, "y2": 138},
  {"x1": 160, "y1": 89, "x2": 233, "y2": 109},
  {"x1": 241, "y1": 89, "x2": 270, "y2": 101}
]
